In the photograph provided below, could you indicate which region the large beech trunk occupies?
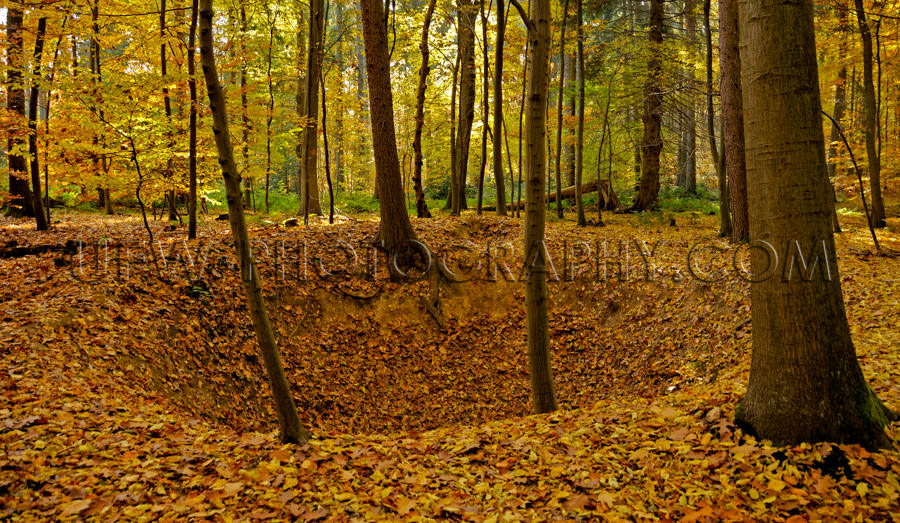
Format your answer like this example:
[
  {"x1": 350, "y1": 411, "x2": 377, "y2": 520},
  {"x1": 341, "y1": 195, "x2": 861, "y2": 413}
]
[
  {"x1": 359, "y1": 0, "x2": 416, "y2": 253},
  {"x1": 199, "y1": 0, "x2": 310, "y2": 444},
  {"x1": 454, "y1": 0, "x2": 477, "y2": 213},
  {"x1": 736, "y1": 0, "x2": 893, "y2": 449}
]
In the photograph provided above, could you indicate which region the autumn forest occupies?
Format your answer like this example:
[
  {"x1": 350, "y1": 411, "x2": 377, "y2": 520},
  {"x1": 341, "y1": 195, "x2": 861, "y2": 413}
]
[{"x1": 1, "y1": 0, "x2": 900, "y2": 519}]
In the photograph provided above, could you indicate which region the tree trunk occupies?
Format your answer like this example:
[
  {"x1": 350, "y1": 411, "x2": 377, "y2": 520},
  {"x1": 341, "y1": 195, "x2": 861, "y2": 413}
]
[
  {"x1": 517, "y1": 0, "x2": 531, "y2": 218},
  {"x1": 295, "y1": 7, "x2": 307, "y2": 197},
  {"x1": 412, "y1": 0, "x2": 436, "y2": 218},
  {"x1": 161, "y1": 0, "x2": 178, "y2": 221},
  {"x1": 565, "y1": 54, "x2": 575, "y2": 188},
  {"x1": 574, "y1": 0, "x2": 586, "y2": 226},
  {"x1": 265, "y1": 1, "x2": 275, "y2": 214},
  {"x1": 5, "y1": 6, "x2": 34, "y2": 217},
  {"x1": 239, "y1": 5, "x2": 252, "y2": 212},
  {"x1": 188, "y1": 0, "x2": 199, "y2": 239},
  {"x1": 447, "y1": 50, "x2": 460, "y2": 213},
  {"x1": 519, "y1": 0, "x2": 558, "y2": 414},
  {"x1": 198, "y1": 0, "x2": 310, "y2": 444},
  {"x1": 719, "y1": 0, "x2": 748, "y2": 242},
  {"x1": 853, "y1": 0, "x2": 885, "y2": 228},
  {"x1": 359, "y1": 0, "x2": 417, "y2": 253},
  {"x1": 826, "y1": 5, "x2": 847, "y2": 234},
  {"x1": 27, "y1": 17, "x2": 49, "y2": 230},
  {"x1": 455, "y1": 0, "x2": 477, "y2": 212},
  {"x1": 736, "y1": 0, "x2": 892, "y2": 449},
  {"x1": 630, "y1": 0, "x2": 663, "y2": 211},
  {"x1": 476, "y1": 0, "x2": 491, "y2": 215},
  {"x1": 493, "y1": 0, "x2": 508, "y2": 216},
  {"x1": 681, "y1": 0, "x2": 697, "y2": 194},
  {"x1": 703, "y1": 0, "x2": 730, "y2": 237},
  {"x1": 300, "y1": 0, "x2": 324, "y2": 218},
  {"x1": 553, "y1": 0, "x2": 569, "y2": 219}
]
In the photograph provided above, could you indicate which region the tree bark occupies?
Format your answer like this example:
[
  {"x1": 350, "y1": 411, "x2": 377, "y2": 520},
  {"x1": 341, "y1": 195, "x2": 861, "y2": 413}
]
[
  {"x1": 412, "y1": 0, "x2": 437, "y2": 218},
  {"x1": 826, "y1": 4, "x2": 848, "y2": 234},
  {"x1": 300, "y1": 0, "x2": 325, "y2": 218},
  {"x1": 853, "y1": 0, "x2": 885, "y2": 228},
  {"x1": 28, "y1": 17, "x2": 49, "y2": 230},
  {"x1": 574, "y1": 0, "x2": 586, "y2": 225},
  {"x1": 736, "y1": 0, "x2": 892, "y2": 449},
  {"x1": 265, "y1": 0, "x2": 275, "y2": 214},
  {"x1": 720, "y1": 0, "x2": 748, "y2": 242},
  {"x1": 630, "y1": 0, "x2": 663, "y2": 211},
  {"x1": 295, "y1": 6, "x2": 307, "y2": 197},
  {"x1": 553, "y1": 0, "x2": 569, "y2": 219},
  {"x1": 680, "y1": 0, "x2": 697, "y2": 194},
  {"x1": 704, "y1": 0, "x2": 730, "y2": 237},
  {"x1": 518, "y1": 0, "x2": 558, "y2": 414},
  {"x1": 359, "y1": 0, "x2": 417, "y2": 253},
  {"x1": 493, "y1": 0, "x2": 508, "y2": 215},
  {"x1": 239, "y1": 5, "x2": 252, "y2": 212},
  {"x1": 5, "y1": 6, "x2": 34, "y2": 217},
  {"x1": 161, "y1": 0, "x2": 178, "y2": 221},
  {"x1": 199, "y1": 0, "x2": 310, "y2": 444},
  {"x1": 188, "y1": 0, "x2": 199, "y2": 238},
  {"x1": 476, "y1": 0, "x2": 491, "y2": 215},
  {"x1": 454, "y1": 0, "x2": 477, "y2": 212},
  {"x1": 447, "y1": 50, "x2": 460, "y2": 213}
]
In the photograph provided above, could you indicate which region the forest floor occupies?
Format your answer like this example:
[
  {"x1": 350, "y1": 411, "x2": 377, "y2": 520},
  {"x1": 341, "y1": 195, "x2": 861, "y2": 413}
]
[{"x1": 1, "y1": 209, "x2": 899, "y2": 521}]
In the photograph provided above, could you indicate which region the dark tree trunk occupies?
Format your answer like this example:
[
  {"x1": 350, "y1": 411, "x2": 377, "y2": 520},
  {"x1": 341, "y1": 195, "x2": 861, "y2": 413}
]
[
  {"x1": 188, "y1": 0, "x2": 199, "y2": 238},
  {"x1": 680, "y1": 0, "x2": 697, "y2": 194},
  {"x1": 412, "y1": 0, "x2": 437, "y2": 218},
  {"x1": 719, "y1": 0, "x2": 748, "y2": 242},
  {"x1": 574, "y1": 0, "x2": 586, "y2": 226},
  {"x1": 553, "y1": 0, "x2": 569, "y2": 219},
  {"x1": 492, "y1": 0, "x2": 508, "y2": 216},
  {"x1": 295, "y1": 8, "x2": 307, "y2": 197},
  {"x1": 447, "y1": 50, "x2": 460, "y2": 213},
  {"x1": 826, "y1": 5, "x2": 848, "y2": 234},
  {"x1": 565, "y1": 53, "x2": 575, "y2": 188},
  {"x1": 854, "y1": 0, "x2": 885, "y2": 228},
  {"x1": 704, "y1": 0, "x2": 730, "y2": 237},
  {"x1": 454, "y1": 0, "x2": 477, "y2": 212},
  {"x1": 264, "y1": 1, "x2": 275, "y2": 214},
  {"x1": 5, "y1": 6, "x2": 34, "y2": 217},
  {"x1": 736, "y1": 0, "x2": 893, "y2": 449},
  {"x1": 300, "y1": 0, "x2": 325, "y2": 218},
  {"x1": 359, "y1": 0, "x2": 416, "y2": 252},
  {"x1": 28, "y1": 17, "x2": 49, "y2": 230},
  {"x1": 630, "y1": 0, "x2": 663, "y2": 211},
  {"x1": 161, "y1": 0, "x2": 178, "y2": 221},
  {"x1": 199, "y1": 0, "x2": 310, "y2": 444},
  {"x1": 476, "y1": 0, "x2": 490, "y2": 215}
]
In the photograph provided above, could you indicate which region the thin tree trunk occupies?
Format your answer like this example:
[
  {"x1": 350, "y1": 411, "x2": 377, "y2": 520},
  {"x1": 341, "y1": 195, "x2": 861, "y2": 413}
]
[
  {"x1": 853, "y1": 0, "x2": 885, "y2": 228},
  {"x1": 736, "y1": 0, "x2": 892, "y2": 449},
  {"x1": 574, "y1": 0, "x2": 586, "y2": 225},
  {"x1": 630, "y1": 0, "x2": 663, "y2": 211},
  {"x1": 295, "y1": 6, "x2": 307, "y2": 197},
  {"x1": 476, "y1": 0, "x2": 491, "y2": 215},
  {"x1": 553, "y1": 0, "x2": 568, "y2": 219},
  {"x1": 5, "y1": 6, "x2": 34, "y2": 217},
  {"x1": 493, "y1": 0, "x2": 508, "y2": 215},
  {"x1": 301, "y1": 0, "x2": 325, "y2": 218},
  {"x1": 28, "y1": 17, "x2": 49, "y2": 230},
  {"x1": 199, "y1": 0, "x2": 310, "y2": 444},
  {"x1": 703, "y1": 0, "x2": 730, "y2": 237},
  {"x1": 239, "y1": 6, "x2": 253, "y2": 211},
  {"x1": 360, "y1": 0, "x2": 417, "y2": 253},
  {"x1": 719, "y1": 0, "x2": 748, "y2": 242},
  {"x1": 265, "y1": 1, "x2": 275, "y2": 214},
  {"x1": 681, "y1": 0, "x2": 697, "y2": 194},
  {"x1": 43, "y1": 15, "x2": 69, "y2": 225},
  {"x1": 320, "y1": 70, "x2": 335, "y2": 224},
  {"x1": 161, "y1": 0, "x2": 178, "y2": 221},
  {"x1": 826, "y1": 5, "x2": 848, "y2": 234},
  {"x1": 412, "y1": 0, "x2": 437, "y2": 218},
  {"x1": 188, "y1": 0, "x2": 199, "y2": 238},
  {"x1": 447, "y1": 50, "x2": 460, "y2": 213},
  {"x1": 516, "y1": 0, "x2": 531, "y2": 218},
  {"x1": 512, "y1": 0, "x2": 558, "y2": 414}
]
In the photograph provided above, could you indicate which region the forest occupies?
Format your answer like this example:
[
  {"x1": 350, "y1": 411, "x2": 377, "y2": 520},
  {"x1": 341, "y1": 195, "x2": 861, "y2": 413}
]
[{"x1": 1, "y1": 0, "x2": 899, "y2": 518}]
